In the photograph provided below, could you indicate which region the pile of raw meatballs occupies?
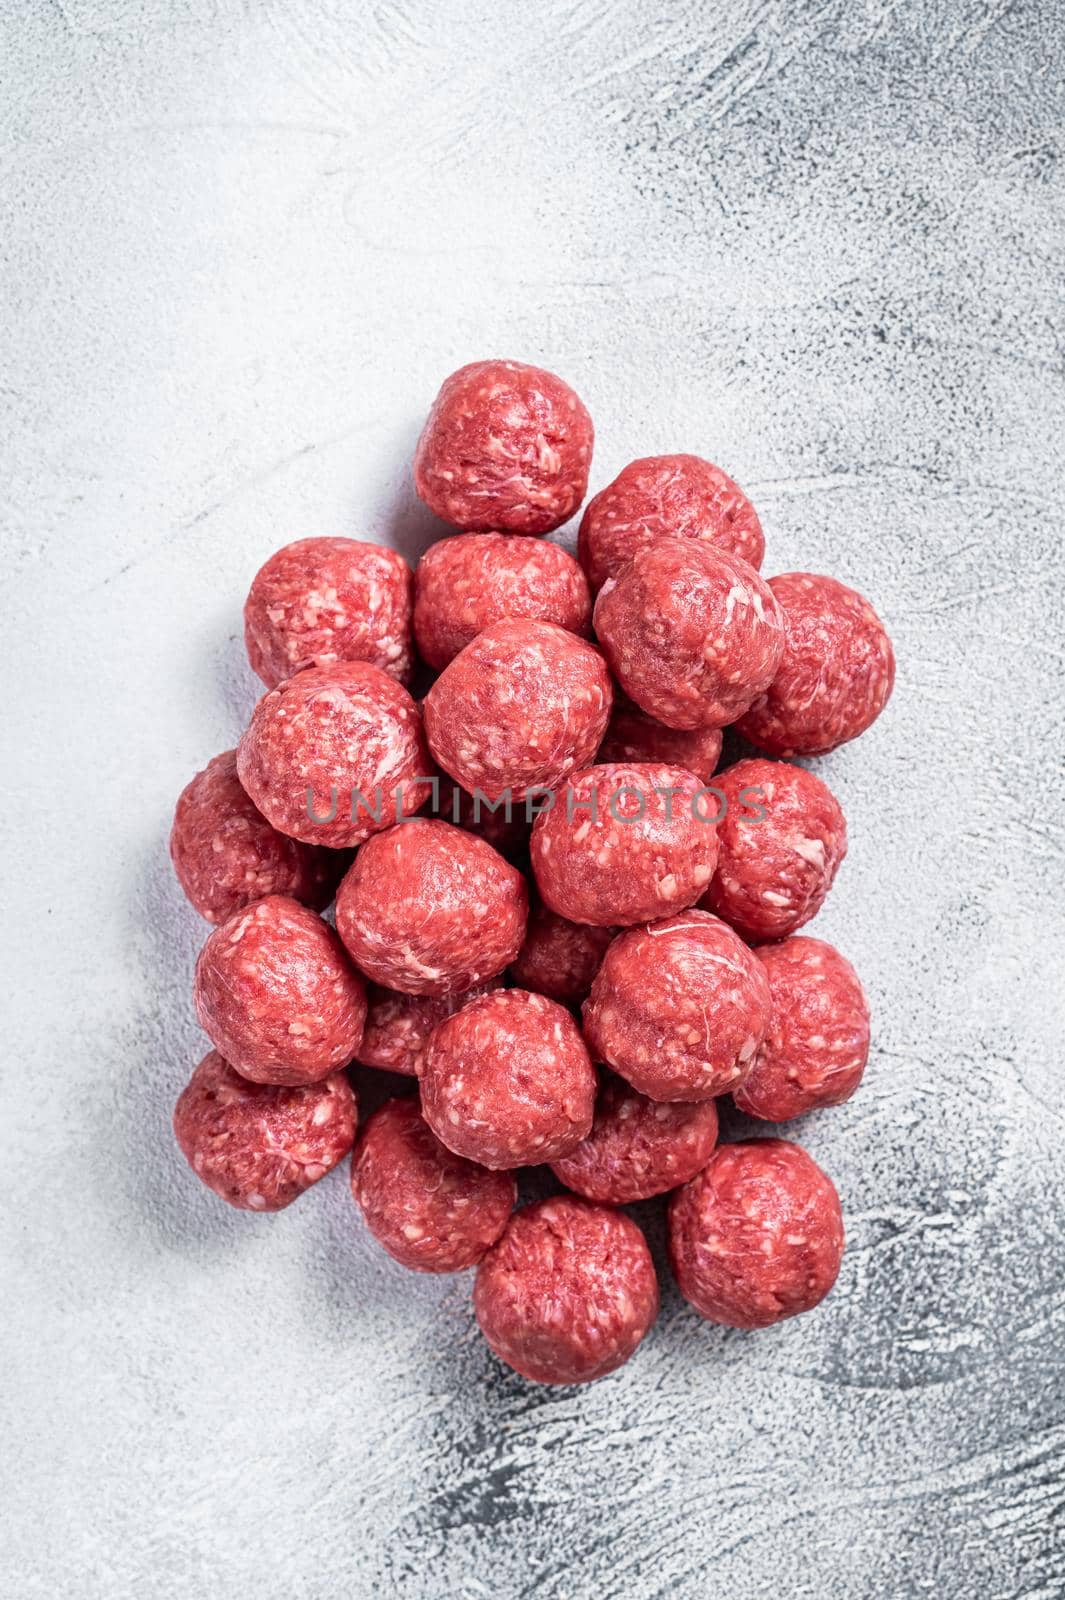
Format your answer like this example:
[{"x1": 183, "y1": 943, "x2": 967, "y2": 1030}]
[{"x1": 170, "y1": 359, "x2": 895, "y2": 1386}]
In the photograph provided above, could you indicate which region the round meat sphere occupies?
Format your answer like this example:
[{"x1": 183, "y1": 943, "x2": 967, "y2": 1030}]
[
  {"x1": 509, "y1": 904, "x2": 614, "y2": 1005},
  {"x1": 530, "y1": 762, "x2": 719, "y2": 927},
  {"x1": 236, "y1": 661, "x2": 429, "y2": 848},
  {"x1": 702, "y1": 758, "x2": 847, "y2": 942},
  {"x1": 413, "y1": 533, "x2": 591, "y2": 669},
  {"x1": 335, "y1": 819, "x2": 527, "y2": 997},
  {"x1": 594, "y1": 539, "x2": 784, "y2": 731},
  {"x1": 734, "y1": 937, "x2": 870, "y2": 1121},
  {"x1": 668, "y1": 1139, "x2": 845, "y2": 1327},
  {"x1": 173, "y1": 1050, "x2": 356, "y2": 1211},
  {"x1": 736, "y1": 572, "x2": 896, "y2": 756},
  {"x1": 423, "y1": 619, "x2": 612, "y2": 802},
  {"x1": 170, "y1": 749, "x2": 343, "y2": 923},
  {"x1": 596, "y1": 695, "x2": 723, "y2": 781},
  {"x1": 474, "y1": 1196, "x2": 659, "y2": 1384},
  {"x1": 194, "y1": 895, "x2": 367, "y2": 1086},
  {"x1": 244, "y1": 536, "x2": 413, "y2": 689},
  {"x1": 583, "y1": 912, "x2": 771, "y2": 1101},
  {"x1": 420, "y1": 988, "x2": 596, "y2": 1169},
  {"x1": 413, "y1": 360, "x2": 594, "y2": 534},
  {"x1": 579, "y1": 453, "x2": 765, "y2": 591},
  {"x1": 551, "y1": 1072, "x2": 719, "y2": 1204},
  {"x1": 351, "y1": 1097, "x2": 515, "y2": 1272},
  {"x1": 355, "y1": 981, "x2": 501, "y2": 1077}
]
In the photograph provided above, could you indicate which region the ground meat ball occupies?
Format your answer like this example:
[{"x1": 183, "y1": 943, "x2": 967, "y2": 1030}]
[
  {"x1": 236, "y1": 661, "x2": 429, "y2": 848},
  {"x1": 596, "y1": 695, "x2": 723, "y2": 780},
  {"x1": 173, "y1": 1051, "x2": 356, "y2": 1212},
  {"x1": 431, "y1": 772, "x2": 533, "y2": 859},
  {"x1": 423, "y1": 620, "x2": 612, "y2": 802},
  {"x1": 734, "y1": 938, "x2": 871, "y2": 1121},
  {"x1": 595, "y1": 539, "x2": 783, "y2": 731},
  {"x1": 578, "y1": 453, "x2": 765, "y2": 591},
  {"x1": 350, "y1": 1097, "x2": 515, "y2": 1272},
  {"x1": 355, "y1": 981, "x2": 501, "y2": 1077},
  {"x1": 530, "y1": 762, "x2": 719, "y2": 927},
  {"x1": 335, "y1": 819, "x2": 527, "y2": 997},
  {"x1": 413, "y1": 360, "x2": 594, "y2": 534},
  {"x1": 736, "y1": 572, "x2": 896, "y2": 756},
  {"x1": 551, "y1": 1073, "x2": 719, "y2": 1204},
  {"x1": 669, "y1": 1139, "x2": 845, "y2": 1327},
  {"x1": 474, "y1": 1196, "x2": 659, "y2": 1384},
  {"x1": 413, "y1": 533, "x2": 592, "y2": 669},
  {"x1": 702, "y1": 758, "x2": 847, "y2": 943},
  {"x1": 583, "y1": 912, "x2": 771, "y2": 1101},
  {"x1": 244, "y1": 536, "x2": 413, "y2": 689},
  {"x1": 420, "y1": 989, "x2": 596, "y2": 1169},
  {"x1": 509, "y1": 904, "x2": 614, "y2": 1005},
  {"x1": 194, "y1": 895, "x2": 367, "y2": 1085},
  {"x1": 169, "y1": 749, "x2": 343, "y2": 923}
]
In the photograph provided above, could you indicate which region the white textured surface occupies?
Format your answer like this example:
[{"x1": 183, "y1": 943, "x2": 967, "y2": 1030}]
[{"x1": 3, "y1": 2, "x2": 1064, "y2": 1595}]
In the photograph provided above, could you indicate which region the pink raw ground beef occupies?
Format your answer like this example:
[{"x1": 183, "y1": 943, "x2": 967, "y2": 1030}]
[
  {"x1": 350, "y1": 1097, "x2": 515, "y2": 1272},
  {"x1": 702, "y1": 758, "x2": 847, "y2": 943},
  {"x1": 431, "y1": 771, "x2": 533, "y2": 859},
  {"x1": 355, "y1": 981, "x2": 501, "y2": 1077},
  {"x1": 414, "y1": 360, "x2": 594, "y2": 534},
  {"x1": 596, "y1": 695, "x2": 723, "y2": 781},
  {"x1": 193, "y1": 895, "x2": 366, "y2": 1086},
  {"x1": 173, "y1": 1051, "x2": 356, "y2": 1211},
  {"x1": 508, "y1": 904, "x2": 614, "y2": 1005},
  {"x1": 473, "y1": 1195, "x2": 659, "y2": 1384},
  {"x1": 170, "y1": 749, "x2": 343, "y2": 923},
  {"x1": 583, "y1": 911, "x2": 771, "y2": 1101},
  {"x1": 551, "y1": 1072, "x2": 719, "y2": 1203},
  {"x1": 578, "y1": 453, "x2": 764, "y2": 590},
  {"x1": 594, "y1": 539, "x2": 783, "y2": 730},
  {"x1": 419, "y1": 988, "x2": 596, "y2": 1169},
  {"x1": 530, "y1": 762, "x2": 719, "y2": 927},
  {"x1": 335, "y1": 819, "x2": 527, "y2": 996},
  {"x1": 737, "y1": 573, "x2": 895, "y2": 756},
  {"x1": 669, "y1": 1138, "x2": 845, "y2": 1328},
  {"x1": 236, "y1": 661, "x2": 429, "y2": 848},
  {"x1": 244, "y1": 536, "x2": 413, "y2": 689},
  {"x1": 413, "y1": 533, "x2": 591, "y2": 669},
  {"x1": 423, "y1": 619, "x2": 612, "y2": 802},
  {"x1": 734, "y1": 937, "x2": 870, "y2": 1121}
]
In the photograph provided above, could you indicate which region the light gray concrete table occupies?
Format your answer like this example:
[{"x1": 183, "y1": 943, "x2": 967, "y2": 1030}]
[{"x1": 3, "y1": 2, "x2": 1063, "y2": 1595}]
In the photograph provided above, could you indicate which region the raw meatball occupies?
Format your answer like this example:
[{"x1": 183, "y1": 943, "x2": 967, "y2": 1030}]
[
  {"x1": 413, "y1": 533, "x2": 591, "y2": 669},
  {"x1": 244, "y1": 536, "x2": 413, "y2": 689},
  {"x1": 509, "y1": 904, "x2": 614, "y2": 1005},
  {"x1": 583, "y1": 912, "x2": 771, "y2": 1101},
  {"x1": 173, "y1": 1050, "x2": 356, "y2": 1212},
  {"x1": 474, "y1": 1196, "x2": 659, "y2": 1384},
  {"x1": 414, "y1": 360, "x2": 594, "y2": 534},
  {"x1": 530, "y1": 762, "x2": 719, "y2": 927},
  {"x1": 170, "y1": 749, "x2": 343, "y2": 923},
  {"x1": 734, "y1": 938, "x2": 870, "y2": 1121},
  {"x1": 737, "y1": 573, "x2": 895, "y2": 756},
  {"x1": 432, "y1": 771, "x2": 533, "y2": 860},
  {"x1": 236, "y1": 661, "x2": 429, "y2": 848},
  {"x1": 551, "y1": 1073, "x2": 719, "y2": 1203},
  {"x1": 579, "y1": 453, "x2": 765, "y2": 590},
  {"x1": 194, "y1": 895, "x2": 366, "y2": 1086},
  {"x1": 596, "y1": 695, "x2": 723, "y2": 781},
  {"x1": 335, "y1": 819, "x2": 527, "y2": 996},
  {"x1": 355, "y1": 981, "x2": 501, "y2": 1077},
  {"x1": 350, "y1": 1097, "x2": 515, "y2": 1272},
  {"x1": 420, "y1": 988, "x2": 596, "y2": 1169},
  {"x1": 669, "y1": 1139, "x2": 845, "y2": 1327},
  {"x1": 423, "y1": 619, "x2": 612, "y2": 801},
  {"x1": 702, "y1": 758, "x2": 847, "y2": 942},
  {"x1": 594, "y1": 539, "x2": 783, "y2": 730}
]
